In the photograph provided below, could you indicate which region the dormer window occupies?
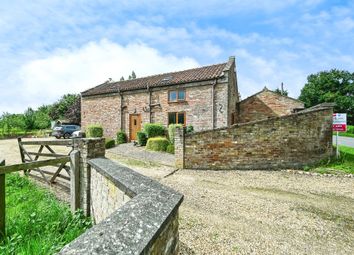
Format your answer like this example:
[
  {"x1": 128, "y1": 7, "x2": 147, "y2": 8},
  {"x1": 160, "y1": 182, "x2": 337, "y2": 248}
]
[{"x1": 169, "y1": 89, "x2": 186, "y2": 102}]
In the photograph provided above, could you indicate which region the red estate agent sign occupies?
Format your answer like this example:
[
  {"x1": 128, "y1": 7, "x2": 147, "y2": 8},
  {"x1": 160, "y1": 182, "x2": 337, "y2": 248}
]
[{"x1": 333, "y1": 113, "x2": 347, "y2": 132}]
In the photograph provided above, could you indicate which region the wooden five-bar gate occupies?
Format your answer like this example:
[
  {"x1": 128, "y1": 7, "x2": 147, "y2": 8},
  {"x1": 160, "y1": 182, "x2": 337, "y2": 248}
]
[
  {"x1": 0, "y1": 139, "x2": 80, "y2": 239},
  {"x1": 17, "y1": 138, "x2": 74, "y2": 190}
]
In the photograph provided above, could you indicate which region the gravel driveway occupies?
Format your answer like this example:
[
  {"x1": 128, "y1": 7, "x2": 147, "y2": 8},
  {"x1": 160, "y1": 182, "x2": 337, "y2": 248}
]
[{"x1": 1, "y1": 138, "x2": 353, "y2": 254}]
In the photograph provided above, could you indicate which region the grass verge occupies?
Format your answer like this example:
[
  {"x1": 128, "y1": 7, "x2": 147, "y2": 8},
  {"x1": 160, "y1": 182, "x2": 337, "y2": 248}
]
[
  {"x1": 338, "y1": 125, "x2": 354, "y2": 138},
  {"x1": 0, "y1": 174, "x2": 91, "y2": 254},
  {"x1": 305, "y1": 146, "x2": 354, "y2": 174}
]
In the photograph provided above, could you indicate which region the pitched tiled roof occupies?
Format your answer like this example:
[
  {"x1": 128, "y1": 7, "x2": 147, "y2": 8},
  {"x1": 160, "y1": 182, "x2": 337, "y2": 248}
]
[{"x1": 81, "y1": 62, "x2": 228, "y2": 97}]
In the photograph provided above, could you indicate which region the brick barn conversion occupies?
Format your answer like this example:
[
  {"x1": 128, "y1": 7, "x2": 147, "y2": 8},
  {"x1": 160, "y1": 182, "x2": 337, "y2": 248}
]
[{"x1": 81, "y1": 56, "x2": 301, "y2": 140}]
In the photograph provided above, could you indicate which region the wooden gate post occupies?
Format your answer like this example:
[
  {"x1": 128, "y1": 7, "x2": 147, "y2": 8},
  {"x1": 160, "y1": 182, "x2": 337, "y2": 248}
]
[
  {"x1": 70, "y1": 151, "x2": 80, "y2": 213},
  {"x1": 0, "y1": 159, "x2": 5, "y2": 238}
]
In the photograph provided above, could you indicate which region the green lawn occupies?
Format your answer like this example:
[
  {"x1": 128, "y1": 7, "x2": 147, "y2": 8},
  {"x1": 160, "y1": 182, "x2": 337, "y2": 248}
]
[
  {"x1": 338, "y1": 125, "x2": 354, "y2": 138},
  {"x1": 0, "y1": 174, "x2": 91, "y2": 255},
  {"x1": 308, "y1": 146, "x2": 354, "y2": 174}
]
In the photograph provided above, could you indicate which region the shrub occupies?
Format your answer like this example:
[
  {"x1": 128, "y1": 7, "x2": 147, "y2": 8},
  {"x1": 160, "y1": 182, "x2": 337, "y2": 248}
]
[
  {"x1": 116, "y1": 130, "x2": 127, "y2": 144},
  {"x1": 168, "y1": 124, "x2": 182, "y2": 144},
  {"x1": 137, "y1": 131, "x2": 148, "y2": 146},
  {"x1": 86, "y1": 124, "x2": 103, "y2": 138},
  {"x1": 186, "y1": 124, "x2": 194, "y2": 133},
  {"x1": 144, "y1": 123, "x2": 165, "y2": 138},
  {"x1": 146, "y1": 137, "x2": 169, "y2": 152},
  {"x1": 105, "y1": 138, "x2": 115, "y2": 149},
  {"x1": 166, "y1": 143, "x2": 175, "y2": 154}
]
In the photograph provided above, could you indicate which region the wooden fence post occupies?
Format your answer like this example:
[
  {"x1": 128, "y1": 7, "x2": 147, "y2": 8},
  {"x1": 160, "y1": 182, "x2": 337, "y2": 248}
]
[
  {"x1": 0, "y1": 159, "x2": 5, "y2": 239},
  {"x1": 70, "y1": 151, "x2": 80, "y2": 213}
]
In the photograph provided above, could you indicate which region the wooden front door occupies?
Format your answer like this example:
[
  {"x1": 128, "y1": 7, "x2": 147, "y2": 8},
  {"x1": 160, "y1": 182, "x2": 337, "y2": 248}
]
[{"x1": 129, "y1": 114, "x2": 141, "y2": 141}]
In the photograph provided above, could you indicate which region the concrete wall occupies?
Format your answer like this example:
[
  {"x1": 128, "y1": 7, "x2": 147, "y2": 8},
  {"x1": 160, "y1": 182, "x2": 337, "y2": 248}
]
[
  {"x1": 175, "y1": 106, "x2": 333, "y2": 170},
  {"x1": 90, "y1": 168, "x2": 130, "y2": 224},
  {"x1": 61, "y1": 139, "x2": 184, "y2": 254}
]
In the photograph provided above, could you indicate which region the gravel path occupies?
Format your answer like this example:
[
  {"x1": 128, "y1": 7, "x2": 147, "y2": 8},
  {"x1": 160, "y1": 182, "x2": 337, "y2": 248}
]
[
  {"x1": 161, "y1": 170, "x2": 354, "y2": 255},
  {"x1": 1, "y1": 138, "x2": 353, "y2": 254},
  {"x1": 108, "y1": 143, "x2": 175, "y2": 166}
]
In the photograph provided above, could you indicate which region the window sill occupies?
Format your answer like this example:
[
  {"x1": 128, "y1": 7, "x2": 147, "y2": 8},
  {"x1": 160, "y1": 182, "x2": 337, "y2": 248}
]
[{"x1": 168, "y1": 100, "x2": 186, "y2": 104}]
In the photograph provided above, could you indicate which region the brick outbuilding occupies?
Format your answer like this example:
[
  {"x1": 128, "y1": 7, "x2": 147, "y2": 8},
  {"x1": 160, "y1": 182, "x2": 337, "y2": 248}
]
[{"x1": 236, "y1": 87, "x2": 305, "y2": 123}]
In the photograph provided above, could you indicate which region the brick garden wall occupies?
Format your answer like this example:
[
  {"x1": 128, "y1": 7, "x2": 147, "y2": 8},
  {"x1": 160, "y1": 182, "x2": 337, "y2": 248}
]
[{"x1": 176, "y1": 106, "x2": 333, "y2": 170}]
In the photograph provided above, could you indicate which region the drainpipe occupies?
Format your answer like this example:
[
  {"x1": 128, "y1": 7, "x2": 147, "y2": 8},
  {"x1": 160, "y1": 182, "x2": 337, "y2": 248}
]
[
  {"x1": 119, "y1": 89, "x2": 123, "y2": 131},
  {"x1": 147, "y1": 85, "x2": 152, "y2": 123},
  {"x1": 212, "y1": 79, "x2": 217, "y2": 129}
]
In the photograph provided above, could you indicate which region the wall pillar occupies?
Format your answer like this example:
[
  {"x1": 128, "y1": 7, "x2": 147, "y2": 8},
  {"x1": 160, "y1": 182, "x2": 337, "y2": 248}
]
[
  {"x1": 73, "y1": 138, "x2": 105, "y2": 216},
  {"x1": 175, "y1": 127, "x2": 185, "y2": 169}
]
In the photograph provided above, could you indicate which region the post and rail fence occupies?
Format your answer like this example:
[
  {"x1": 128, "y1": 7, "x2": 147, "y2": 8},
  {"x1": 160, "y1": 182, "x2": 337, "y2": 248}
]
[
  {"x1": 0, "y1": 150, "x2": 80, "y2": 239},
  {"x1": 1, "y1": 138, "x2": 183, "y2": 254}
]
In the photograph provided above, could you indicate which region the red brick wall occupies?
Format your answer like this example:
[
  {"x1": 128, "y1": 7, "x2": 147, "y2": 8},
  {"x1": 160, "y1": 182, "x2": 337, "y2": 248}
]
[
  {"x1": 237, "y1": 90, "x2": 304, "y2": 123},
  {"x1": 81, "y1": 95, "x2": 121, "y2": 138},
  {"x1": 177, "y1": 107, "x2": 333, "y2": 170}
]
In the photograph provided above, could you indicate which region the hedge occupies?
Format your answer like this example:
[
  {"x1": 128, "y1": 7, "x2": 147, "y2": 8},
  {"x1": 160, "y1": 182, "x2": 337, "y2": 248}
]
[
  {"x1": 137, "y1": 131, "x2": 148, "y2": 146},
  {"x1": 144, "y1": 123, "x2": 165, "y2": 138},
  {"x1": 116, "y1": 130, "x2": 127, "y2": 144},
  {"x1": 168, "y1": 124, "x2": 182, "y2": 144},
  {"x1": 146, "y1": 137, "x2": 169, "y2": 152},
  {"x1": 86, "y1": 125, "x2": 103, "y2": 138},
  {"x1": 105, "y1": 138, "x2": 115, "y2": 149},
  {"x1": 166, "y1": 143, "x2": 175, "y2": 154}
]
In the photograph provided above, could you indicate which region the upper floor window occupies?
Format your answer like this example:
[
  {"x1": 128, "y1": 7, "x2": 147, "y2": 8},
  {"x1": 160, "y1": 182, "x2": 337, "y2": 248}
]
[{"x1": 168, "y1": 89, "x2": 186, "y2": 102}]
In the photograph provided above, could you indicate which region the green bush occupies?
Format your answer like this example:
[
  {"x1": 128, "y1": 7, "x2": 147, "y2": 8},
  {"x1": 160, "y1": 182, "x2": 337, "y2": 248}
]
[
  {"x1": 146, "y1": 137, "x2": 169, "y2": 152},
  {"x1": 116, "y1": 130, "x2": 127, "y2": 144},
  {"x1": 86, "y1": 124, "x2": 103, "y2": 138},
  {"x1": 105, "y1": 138, "x2": 115, "y2": 149},
  {"x1": 168, "y1": 124, "x2": 182, "y2": 144},
  {"x1": 186, "y1": 124, "x2": 194, "y2": 133},
  {"x1": 347, "y1": 125, "x2": 354, "y2": 134},
  {"x1": 137, "y1": 131, "x2": 148, "y2": 146},
  {"x1": 144, "y1": 123, "x2": 166, "y2": 138},
  {"x1": 166, "y1": 143, "x2": 175, "y2": 154}
]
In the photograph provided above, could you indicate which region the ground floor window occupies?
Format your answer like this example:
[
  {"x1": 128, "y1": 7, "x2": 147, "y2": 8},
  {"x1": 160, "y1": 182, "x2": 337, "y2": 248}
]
[{"x1": 168, "y1": 112, "x2": 186, "y2": 126}]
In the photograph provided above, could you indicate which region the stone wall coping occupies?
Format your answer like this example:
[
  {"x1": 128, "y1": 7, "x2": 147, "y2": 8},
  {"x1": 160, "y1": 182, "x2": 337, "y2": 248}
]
[
  {"x1": 183, "y1": 104, "x2": 334, "y2": 137},
  {"x1": 59, "y1": 157, "x2": 183, "y2": 254}
]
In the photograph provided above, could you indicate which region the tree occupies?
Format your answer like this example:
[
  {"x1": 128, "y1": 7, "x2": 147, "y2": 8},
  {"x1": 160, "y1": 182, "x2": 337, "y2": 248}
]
[
  {"x1": 120, "y1": 76, "x2": 125, "y2": 81},
  {"x1": 64, "y1": 96, "x2": 81, "y2": 124},
  {"x1": 24, "y1": 108, "x2": 36, "y2": 130},
  {"x1": 299, "y1": 69, "x2": 354, "y2": 124},
  {"x1": 131, "y1": 71, "x2": 136, "y2": 79},
  {"x1": 274, "y1": 88, "x2": 288, "y2": 96},
  {"x1": 49, "y1": 94, "x2": 80, "y2": 121},
  {"x1": 33, "y1": 105, "x2": 51, "y2": 129},
  {"x1": 128, "y1": 71, "x2": 136, "y2": 80}
]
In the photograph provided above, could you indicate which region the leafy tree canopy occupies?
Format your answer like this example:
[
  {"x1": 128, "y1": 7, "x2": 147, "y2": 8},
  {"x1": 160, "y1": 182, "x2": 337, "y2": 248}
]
[
  {"x1": 274, "y1": 88, "x2": 288, "y2": 96},
  {"x1": 299, "y1": 69, "x2": 354, "y2": 124},
  {"x1": 49, "y1": 94, "x2": 80, "y2": 121}
]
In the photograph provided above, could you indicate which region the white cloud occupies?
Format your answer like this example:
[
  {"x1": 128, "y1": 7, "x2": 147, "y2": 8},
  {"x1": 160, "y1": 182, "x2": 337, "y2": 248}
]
[{"x1": 2, "y1": 40, "x2": 198, "y2": 113}]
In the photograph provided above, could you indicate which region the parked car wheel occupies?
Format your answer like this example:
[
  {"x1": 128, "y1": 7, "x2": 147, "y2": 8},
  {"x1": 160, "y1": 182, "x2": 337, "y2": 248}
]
[
  {"x1": 64, "y1": 133, "x2": 70, "y2": 139},
  {"x1": 55, "y1": 135, "x2": 61, "y2": 139}
]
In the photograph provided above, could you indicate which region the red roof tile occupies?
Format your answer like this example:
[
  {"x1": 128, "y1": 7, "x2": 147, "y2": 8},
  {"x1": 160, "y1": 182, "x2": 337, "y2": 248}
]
[{"x1": 82, "y1": 62, "x2": 228, "y2": 97}]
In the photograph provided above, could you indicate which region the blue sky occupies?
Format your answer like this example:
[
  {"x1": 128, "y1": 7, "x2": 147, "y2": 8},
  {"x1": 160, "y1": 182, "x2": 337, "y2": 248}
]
[{"x1": 1, "y1": 0, "x2": 353, "y2": 113}]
